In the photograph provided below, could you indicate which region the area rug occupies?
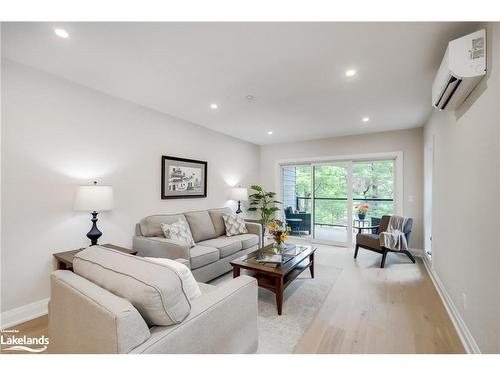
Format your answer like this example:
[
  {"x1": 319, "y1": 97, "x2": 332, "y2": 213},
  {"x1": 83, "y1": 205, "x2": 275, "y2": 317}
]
[{"x1": 210, "y1": 247, "x2": 342, "y2": 354}]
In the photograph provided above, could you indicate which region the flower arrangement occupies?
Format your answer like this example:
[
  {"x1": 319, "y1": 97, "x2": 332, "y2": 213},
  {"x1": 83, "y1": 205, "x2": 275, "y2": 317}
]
[
  {"x1": 355, "y1": 204, "x2": 369, "y2": 214},
  {"x1": 354, "y1": 204, "x2": 369, "y2": 219},
  {"x1": 267, "y1": 219, "x2": 291, "y2": 250}
]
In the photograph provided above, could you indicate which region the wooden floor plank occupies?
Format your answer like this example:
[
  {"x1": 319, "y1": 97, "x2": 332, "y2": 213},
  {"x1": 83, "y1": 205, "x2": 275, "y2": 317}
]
[{"x1": 294, "y1": 245, "x2": 464, "y2": 354}]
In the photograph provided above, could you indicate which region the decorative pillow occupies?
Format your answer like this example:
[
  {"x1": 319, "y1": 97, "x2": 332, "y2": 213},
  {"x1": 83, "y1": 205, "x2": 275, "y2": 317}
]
[
  {"x1": 144, "y1": 257, "x2": 201, "y2": 300},
  {"x1": 222, "y1": 214, "x2": 249, "y2": 237},
  {"x1": 160, "y1": 220, "x2": 195, "y2": 248}
]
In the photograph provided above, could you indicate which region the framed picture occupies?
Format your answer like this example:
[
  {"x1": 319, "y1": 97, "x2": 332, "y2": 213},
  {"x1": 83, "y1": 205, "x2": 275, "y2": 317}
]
[{"x1": 161, "y1": 156, "x2": 207, "y2": 199}]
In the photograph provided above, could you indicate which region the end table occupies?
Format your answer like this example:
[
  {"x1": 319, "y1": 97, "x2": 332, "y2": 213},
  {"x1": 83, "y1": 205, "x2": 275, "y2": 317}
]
[{"x1": 53, "y1": 243, "x2": 137, "y2": 271}]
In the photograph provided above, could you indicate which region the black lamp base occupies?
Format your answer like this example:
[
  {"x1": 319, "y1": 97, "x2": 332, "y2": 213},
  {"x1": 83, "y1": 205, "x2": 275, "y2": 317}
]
[
  {"x1": 87, "y1": 211, "x2": 102, "y2": 246},
  {"x1": 235, "y1": 200, "x2": 242, "y2": 214}
]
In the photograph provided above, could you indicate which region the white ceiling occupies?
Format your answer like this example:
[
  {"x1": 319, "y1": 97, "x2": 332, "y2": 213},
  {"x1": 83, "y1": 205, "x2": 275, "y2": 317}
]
[{"x1": 1, "y1": 22, "x2": 478, "y2": 145}]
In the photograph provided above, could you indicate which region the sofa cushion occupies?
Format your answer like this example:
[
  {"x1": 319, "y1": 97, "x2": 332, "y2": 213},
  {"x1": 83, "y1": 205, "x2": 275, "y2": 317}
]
[
  {"x1": 140, "y1": 214, "x2": 187, "y2": 237},
  {"x1": 208, "y1": 207, "x2": 233, "y2": 237},
  {"x1": 189, "y1": 245, "x2": 219, "y2": 269},
  {"x1": 184, "y1": 210, "x2": 217, "y2": 242},
  {"x1": 73, "y1": 246, "x2": 191, "y2": 327},
  {"x1": 160, "y1": 220, "x2": 195, "y2": 248},
  {"x1": 231, "y1": 233, "x2": 259, "y2": 249},
  {"x1": 144, "y1": 257, "x2": 201, "y2": 300},
  {"x1": 197, "y1": 237, "x2": 242, "y2": 258}
]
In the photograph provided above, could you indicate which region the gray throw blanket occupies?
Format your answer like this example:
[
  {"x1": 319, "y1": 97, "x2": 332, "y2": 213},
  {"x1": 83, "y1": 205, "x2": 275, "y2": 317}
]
[{"x1": 379, "y1": 215, "x2": 408, "y2": 251}]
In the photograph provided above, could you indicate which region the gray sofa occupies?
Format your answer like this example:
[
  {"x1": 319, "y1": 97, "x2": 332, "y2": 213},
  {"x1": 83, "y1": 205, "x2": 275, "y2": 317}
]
[
  {"x1": 48, "y1": 247, "x2": 258, "y2": 354},
  {"x1": 133, "y1": 208, "x2": 262, "y2": 282}
]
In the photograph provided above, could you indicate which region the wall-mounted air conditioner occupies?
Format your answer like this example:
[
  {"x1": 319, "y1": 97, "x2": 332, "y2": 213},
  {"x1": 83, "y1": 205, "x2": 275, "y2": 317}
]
[{"x1": 432, "y1": 29, "x2": 486, "y2": 111}]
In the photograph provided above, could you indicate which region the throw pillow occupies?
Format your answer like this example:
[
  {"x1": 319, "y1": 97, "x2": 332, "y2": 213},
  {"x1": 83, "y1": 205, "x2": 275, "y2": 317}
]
[
  {"x1": 144, "y1": 257, "x2": 202, "y2": 301},
  {"x1": 222, "y1": 214, "x2": 249, "y2": 237},
  {"x1": 160, "y1": 220, "x2": 195, "y2": 248}
]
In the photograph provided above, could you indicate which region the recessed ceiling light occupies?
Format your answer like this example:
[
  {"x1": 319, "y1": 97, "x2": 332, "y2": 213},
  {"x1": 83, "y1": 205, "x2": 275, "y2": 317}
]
[
  {"x1": 246, "y1": 95, "x2": 255, "y2": 101},
  {"x1": 345, "y1": 69, "x2": 356, "y2": 77},
  {"x1": 267, "y1": 131, "x2": 273, "y2": 135},
  {"x1": 210, "y1": 103, "x2": 218, "y2": 110},
  {"x1": 362, "y1": 117, "x2": 370, "y2": 123},
  {"x1": 54, "y1": 28, "x2": 69, "y2": 39}
]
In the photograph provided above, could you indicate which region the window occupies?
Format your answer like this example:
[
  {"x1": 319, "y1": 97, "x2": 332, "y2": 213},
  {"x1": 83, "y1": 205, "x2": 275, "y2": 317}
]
[{"x1": 281, "y1": 157, "x2": 397, "y2": 246}]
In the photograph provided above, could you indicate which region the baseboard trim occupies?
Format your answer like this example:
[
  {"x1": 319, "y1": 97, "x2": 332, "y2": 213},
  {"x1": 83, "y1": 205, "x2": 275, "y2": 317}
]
[
  {"x1": 422, "y1": 257, "x2": 481, "y2": 354},
  {"x1": 410, "y1": 248, "x2": 424, "y2": 257},
  {"x1": 0, "y1": 298, "x2": 49, "y2": 329}
]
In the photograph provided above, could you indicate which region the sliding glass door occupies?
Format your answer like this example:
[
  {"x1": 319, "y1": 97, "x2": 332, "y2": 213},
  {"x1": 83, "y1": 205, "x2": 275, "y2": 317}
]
[
  {"x1": 313, "y1": 163, "x2": 351, "y2": 245},
  {"x1": 351, "y1": 161, "x2": 395, "y2": 242},
  {"x1": 281, "y1": 158, "x2": 395, "y2": 247}
]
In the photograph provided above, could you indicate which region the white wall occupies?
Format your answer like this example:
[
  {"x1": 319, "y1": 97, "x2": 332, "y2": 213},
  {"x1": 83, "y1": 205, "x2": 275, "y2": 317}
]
[
  {"x1": 423, "y1": 23, "x2": 500, "y2": 353},
  {"x1": 259, "y1": 127, "x2": 424, "y2": 249},
  {"x1": 1, "y1": 59, "x2": 260, "y2": 312}
]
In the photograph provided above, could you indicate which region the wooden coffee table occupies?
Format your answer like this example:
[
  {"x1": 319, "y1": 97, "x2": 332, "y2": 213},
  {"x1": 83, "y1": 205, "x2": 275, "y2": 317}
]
[{"x1": 230, "y1": 244, "x2": 317, "y2": 315}]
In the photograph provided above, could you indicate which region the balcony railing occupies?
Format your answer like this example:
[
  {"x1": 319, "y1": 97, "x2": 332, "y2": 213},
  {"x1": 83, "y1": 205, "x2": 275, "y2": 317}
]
[{"x1": 292, "y1": 196, "x2": 393, "y2": 228}]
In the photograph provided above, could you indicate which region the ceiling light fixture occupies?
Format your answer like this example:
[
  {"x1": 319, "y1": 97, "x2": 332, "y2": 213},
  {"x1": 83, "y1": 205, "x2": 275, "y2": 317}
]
[
  {"x1": 345, "y1": 69, "x2": 356, "y2": 77},
  {"x1": 246, "y1": 95, "x2": 255, "y2": 101},
  {"x1": 362, "y1": 117, "x2": 370, "y2": 123},
  {"x1": 267, "y1": 131, "x2": 273, "y2": 135},
  {"x1": 210, "y1": 103, "x2": 218, "y2": 110},
  {"x1": 54, "y1": 28, "x2": 69, "y2": 39}
]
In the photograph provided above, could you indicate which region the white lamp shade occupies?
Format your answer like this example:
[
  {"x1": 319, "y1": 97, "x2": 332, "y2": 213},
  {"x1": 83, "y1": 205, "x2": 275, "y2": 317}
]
[
  {"x1": 74, "y1": 185, "x2": 114, "y2": 212},
  {"x1": 230, "y1": 187, "x2": 248, "y2": 201}
]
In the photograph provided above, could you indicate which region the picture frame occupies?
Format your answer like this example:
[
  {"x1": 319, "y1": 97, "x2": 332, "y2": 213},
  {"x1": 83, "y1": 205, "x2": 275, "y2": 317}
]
[{"x1": 161, "y1": 156, "x2": 207, "y2": 199}]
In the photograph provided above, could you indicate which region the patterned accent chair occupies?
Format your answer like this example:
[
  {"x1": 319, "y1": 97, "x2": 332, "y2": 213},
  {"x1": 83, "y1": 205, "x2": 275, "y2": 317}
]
[{"x1": 354, "y1": 215, "x2": 415, "y2": 268}]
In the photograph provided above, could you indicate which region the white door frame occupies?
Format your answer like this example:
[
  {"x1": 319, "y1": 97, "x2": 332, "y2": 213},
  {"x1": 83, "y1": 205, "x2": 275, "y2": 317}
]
[{"x1": 275, "y1": 151, "x2": 403, "y2": 248}]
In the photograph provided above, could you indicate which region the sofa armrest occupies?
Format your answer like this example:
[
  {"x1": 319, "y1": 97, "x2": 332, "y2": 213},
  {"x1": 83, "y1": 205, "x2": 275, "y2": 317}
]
[
  {"x1": 173, "y1": 258, "x2": 191, "y2": 269},
  {"x1": 48, "y1": 271, "x2": 150, "y2": 354},
  {"x1": 245, "y1": 222, "x2": 262, "y2": 246},
  {"x1": 133, "y1": 236, "x2": 190, "y2": 260},
  {"x1": 130, "y1": 275, "x2": 258, "y2": 354}
]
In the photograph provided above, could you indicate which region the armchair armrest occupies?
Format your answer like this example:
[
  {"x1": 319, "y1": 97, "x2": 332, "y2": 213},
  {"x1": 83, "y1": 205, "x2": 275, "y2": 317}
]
[
  {"x1": 133, "y1": 236, "x2": 190, "y2": 260},
  {"x1": 130, "y1": 275, "x2": 258, "y2": 354}
]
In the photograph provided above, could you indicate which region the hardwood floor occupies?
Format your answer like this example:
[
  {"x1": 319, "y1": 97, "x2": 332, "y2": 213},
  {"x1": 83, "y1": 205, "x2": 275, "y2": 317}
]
[
  {"x1": 1, "y1": 245, "x2": 464, "y2": 354},
  {"x1": 294, "y1": 245, "x2": 464, "y2": 353}
]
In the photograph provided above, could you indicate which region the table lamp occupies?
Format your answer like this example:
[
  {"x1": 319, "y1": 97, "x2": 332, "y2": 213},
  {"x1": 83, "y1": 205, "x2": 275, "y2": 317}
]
[
  {"x1": 230, "y1": 187, "x2": 248, "y2": 214},
  {"x1": 74, "y1": 181, "x2": 114, "y2": 246}
]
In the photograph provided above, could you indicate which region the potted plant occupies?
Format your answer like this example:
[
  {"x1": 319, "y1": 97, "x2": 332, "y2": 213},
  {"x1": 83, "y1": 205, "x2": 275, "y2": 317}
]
[
  {"x1": 247, "y1": 185, "x2": 281, "y2": 224},
  {"x1": 355, "y1": 204, "x2": 369, "y2": 220},
  {"x1": 267, "y1": 219, "x2": 291, "y2": 253}
]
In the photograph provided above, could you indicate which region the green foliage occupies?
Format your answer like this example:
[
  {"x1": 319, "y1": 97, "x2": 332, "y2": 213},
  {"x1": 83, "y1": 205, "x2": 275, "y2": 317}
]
[
  {"x1": 290, "y1": 162, "x2": 394, "y2": 226},
  {"x1": 248, "y1": 184, "x2": 282, "y2": 225}
]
